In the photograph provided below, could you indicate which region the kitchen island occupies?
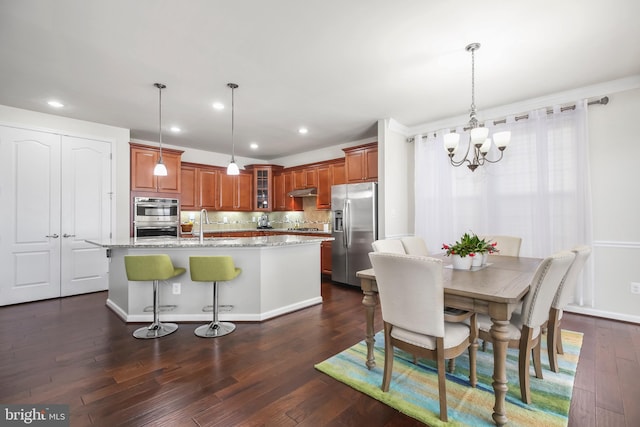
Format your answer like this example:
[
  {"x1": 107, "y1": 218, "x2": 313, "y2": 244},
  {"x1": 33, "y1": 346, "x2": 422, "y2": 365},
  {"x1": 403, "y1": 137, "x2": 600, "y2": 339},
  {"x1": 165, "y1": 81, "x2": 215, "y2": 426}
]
[{"x1": 88, "y1": 235, "x2": 331, "y2": 323}]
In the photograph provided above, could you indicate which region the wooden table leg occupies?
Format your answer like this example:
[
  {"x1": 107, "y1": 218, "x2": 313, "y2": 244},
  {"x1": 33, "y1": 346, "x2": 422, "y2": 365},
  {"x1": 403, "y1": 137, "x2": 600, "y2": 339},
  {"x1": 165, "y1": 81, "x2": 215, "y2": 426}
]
[
  {"x1": 490, "y1": 318, "x2": 510, "y2": 426},
  {"x1": 361, "y1": 279, "x2": 377, "y2": 370}
]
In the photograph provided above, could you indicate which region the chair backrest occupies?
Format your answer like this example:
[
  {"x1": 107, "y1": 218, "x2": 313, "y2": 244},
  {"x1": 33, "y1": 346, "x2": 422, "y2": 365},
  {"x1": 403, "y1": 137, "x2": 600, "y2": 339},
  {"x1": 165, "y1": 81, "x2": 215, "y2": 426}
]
[
  {"x1": 190, "y1": 256, "x2": 240, "y2": 282},
  {"x1": 400, "y1": 236, "x2": 429, "y2": 256},
  {"x1": 371, "y1": 239, "x2": 406, "y2": 254},
  {"x1": 552, "y1": 245, "x2": 592, "y2": 310},
  {"x1": 520, "y1": 250, "x2": 575, "y2": 328},
  {"x1": 124, "y1": 254, "x2": 176, "y2": 281},
  {"x1": 482, "y1": 235, "x2": 522, "y2": 257},
  {"x1": 368, "y1": 252, "x2": 445, "y2": 337}
]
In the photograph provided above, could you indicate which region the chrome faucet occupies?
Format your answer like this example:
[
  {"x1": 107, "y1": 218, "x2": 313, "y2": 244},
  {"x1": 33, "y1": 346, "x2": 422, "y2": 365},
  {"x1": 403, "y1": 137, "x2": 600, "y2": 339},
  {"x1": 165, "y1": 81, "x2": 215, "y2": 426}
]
[{"x1": 198, "y1": 209, "x2": 210, "y2": 244}]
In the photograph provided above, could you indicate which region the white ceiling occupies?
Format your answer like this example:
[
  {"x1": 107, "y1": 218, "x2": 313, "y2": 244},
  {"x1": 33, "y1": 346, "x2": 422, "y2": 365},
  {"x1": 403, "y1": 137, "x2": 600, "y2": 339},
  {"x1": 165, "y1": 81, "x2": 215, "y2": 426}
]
[{"x1": 1, "y1": 0, "x2": 639, "y2": 160}]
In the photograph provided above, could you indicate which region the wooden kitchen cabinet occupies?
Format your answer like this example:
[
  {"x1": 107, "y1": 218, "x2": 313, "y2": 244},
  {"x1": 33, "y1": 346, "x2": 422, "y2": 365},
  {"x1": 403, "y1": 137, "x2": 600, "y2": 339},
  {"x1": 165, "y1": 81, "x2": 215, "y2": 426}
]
[
  {"x1": 245, "y1": 165, "x2": 283, "y2": 212},
  {"x1": 331, "y1": 161, "x2": 346, "y2": 186},
  {"x1": 316, "y1": 165, "x2": 331, "y2": 210},
  {"x1": 343, "y1": 142, "x2": 377, "y2": 183},
  {"x1": 218, "y1": 171, "x2": 253, "y2": 211},
  {"x1": 273, "y1": 170, "x2": 302, "y2": 211},
  {"x1": 316, "y1": 159, "x2": 346, "y2": 209},
  {"x1": 130, "y1": 143, "x2": 183, "y2": 193},
  {"x1": 321, "y1": 240, "x2": 332, "y2": 275},
  {"x1": 180, "y1": 162, "x2": 220, "y2": 210}
]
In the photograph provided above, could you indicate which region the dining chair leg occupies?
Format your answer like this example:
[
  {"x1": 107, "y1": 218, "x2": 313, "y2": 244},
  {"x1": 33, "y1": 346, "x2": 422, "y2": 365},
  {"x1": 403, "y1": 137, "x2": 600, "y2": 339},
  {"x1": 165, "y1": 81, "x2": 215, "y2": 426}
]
[
  {"x1": 436, "y1": 338, "x2": 448, "y2": 422},
  {"x1": 532, "y1": 339, "x2": 543, "y2": 379},
  {"x1": 381, "y1": 323, "x2": 394, "y2": 392},
  {"x1": 447, "y1": 358, "x2": 456, "y2": 373},
  {"x1": 518, "y1": 326, "x2": 535, "y2": 404},
  {"x1": 547, "y1": 308, "x2": 561, "y2": 373}
]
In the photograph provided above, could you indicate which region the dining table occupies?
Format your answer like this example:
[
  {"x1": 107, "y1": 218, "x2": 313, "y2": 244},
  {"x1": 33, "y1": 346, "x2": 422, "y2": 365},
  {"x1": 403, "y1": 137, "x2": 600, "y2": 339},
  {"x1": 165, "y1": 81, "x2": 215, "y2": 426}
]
[{"x1": 356, "y1": 253, "x2": 542, "y2": 427}]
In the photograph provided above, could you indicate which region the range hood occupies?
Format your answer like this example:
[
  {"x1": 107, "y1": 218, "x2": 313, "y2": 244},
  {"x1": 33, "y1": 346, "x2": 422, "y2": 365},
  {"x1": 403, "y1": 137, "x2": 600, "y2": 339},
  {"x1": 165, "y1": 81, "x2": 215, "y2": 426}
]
[{"x1": 287, "y1": 187, "x2": 317, "y2": 197}]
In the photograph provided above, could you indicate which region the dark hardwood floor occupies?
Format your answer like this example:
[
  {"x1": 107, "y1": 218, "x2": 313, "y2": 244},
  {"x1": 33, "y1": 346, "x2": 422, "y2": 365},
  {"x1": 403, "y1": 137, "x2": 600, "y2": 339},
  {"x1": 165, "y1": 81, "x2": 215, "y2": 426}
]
[{"x1": 1, "y1": 279, "x2": 638, "y2": 426}]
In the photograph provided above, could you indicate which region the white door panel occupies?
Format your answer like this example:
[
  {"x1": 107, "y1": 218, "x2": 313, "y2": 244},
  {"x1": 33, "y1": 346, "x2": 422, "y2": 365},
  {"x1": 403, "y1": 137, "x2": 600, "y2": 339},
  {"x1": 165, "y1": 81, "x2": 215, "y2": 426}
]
[
  {"x1": 0, "y1": 127, "x2": 112, "y2": 305},
  {"x1": 60, "y1": 136, "x2": 111, "y2": 297},
  {"x1": 0, "y1": 127, "x2": 61, "y2": 305}
]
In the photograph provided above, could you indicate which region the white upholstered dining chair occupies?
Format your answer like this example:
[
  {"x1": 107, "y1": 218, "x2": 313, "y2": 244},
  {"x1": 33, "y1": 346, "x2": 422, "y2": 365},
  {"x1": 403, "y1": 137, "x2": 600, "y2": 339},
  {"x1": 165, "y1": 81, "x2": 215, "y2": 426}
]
[
  {"x1": 547, "y1": 245, "x2": 591, "y2": 372},
  {"x1": 400, "y1": 236, "x2": 429, "y2": 256},
  {"x1": 371, "y1": 239, "x2": 406, "y2": 254},
  {"x1": 368, "y1": 252, "x2": 477, "y2": 422},
  {"x1": 476, "y1": 250, "x2": 575, "y2": 404},
  {"x1": 481, "y1": 235, "x2": 522, "y2": 257}
]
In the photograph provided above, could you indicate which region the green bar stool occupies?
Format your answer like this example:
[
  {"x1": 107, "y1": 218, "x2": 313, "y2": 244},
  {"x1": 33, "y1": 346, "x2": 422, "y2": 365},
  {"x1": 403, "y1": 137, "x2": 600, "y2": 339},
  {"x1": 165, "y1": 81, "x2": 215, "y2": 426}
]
[
  {"x1": 124, "y1": 254, "x2": 186, "y2": 339},
  {"x1": 189, "y1": 256, "x2": 241, "y2": 338}
]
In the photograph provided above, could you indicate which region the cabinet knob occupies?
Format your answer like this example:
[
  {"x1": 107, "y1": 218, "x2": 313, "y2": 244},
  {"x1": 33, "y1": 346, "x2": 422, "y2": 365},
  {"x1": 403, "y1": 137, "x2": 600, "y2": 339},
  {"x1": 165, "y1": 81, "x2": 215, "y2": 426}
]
[{"x1": 46, "y1": 234, "x2": 59, "y2": 238}]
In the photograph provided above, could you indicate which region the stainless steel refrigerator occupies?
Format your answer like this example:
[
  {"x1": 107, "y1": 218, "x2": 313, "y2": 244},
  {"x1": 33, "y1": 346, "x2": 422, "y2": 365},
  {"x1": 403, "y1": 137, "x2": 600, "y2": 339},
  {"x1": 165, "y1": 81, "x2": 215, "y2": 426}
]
[{"x1": 331, "y1": 182, "x2": 378, "y2": 287}]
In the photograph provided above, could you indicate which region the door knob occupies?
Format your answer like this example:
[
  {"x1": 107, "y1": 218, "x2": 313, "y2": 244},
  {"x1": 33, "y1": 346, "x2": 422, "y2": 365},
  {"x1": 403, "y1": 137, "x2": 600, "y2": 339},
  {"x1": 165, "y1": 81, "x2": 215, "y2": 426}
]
[
  {"x1": 46, "y1": 234, "x2": 59, "y2": 238},
  {"x1": 63, "y1": 233, "x2": 76, "y2": 238}
]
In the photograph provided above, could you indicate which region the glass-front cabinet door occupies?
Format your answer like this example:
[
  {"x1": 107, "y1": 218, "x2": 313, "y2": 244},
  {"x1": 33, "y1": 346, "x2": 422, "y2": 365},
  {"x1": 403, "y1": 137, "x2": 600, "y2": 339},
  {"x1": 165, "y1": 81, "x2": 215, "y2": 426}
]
[{"x1": 245, "y1": 165, "x2": 283, "y2": 212}]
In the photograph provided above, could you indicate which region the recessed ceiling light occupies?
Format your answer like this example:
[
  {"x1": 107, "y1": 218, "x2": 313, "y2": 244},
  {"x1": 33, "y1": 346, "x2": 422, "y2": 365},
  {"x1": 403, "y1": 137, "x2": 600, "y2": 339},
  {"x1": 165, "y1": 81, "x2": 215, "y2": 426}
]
[
  {"x1": 298, "y1": 127, "x2": 308, "y2": 134},
  {"x1": 250, "y1": 142, "x2": 259, "y2": 150},
  {"x1": 212, "y1": 102, "x2": 224, "y2": 110},
  {"x1": 47, "y1": 100, "x2": 64, "y2": 108},
  {"x1": 170, "y1": 126, "x2": 181, "y2": 133}
]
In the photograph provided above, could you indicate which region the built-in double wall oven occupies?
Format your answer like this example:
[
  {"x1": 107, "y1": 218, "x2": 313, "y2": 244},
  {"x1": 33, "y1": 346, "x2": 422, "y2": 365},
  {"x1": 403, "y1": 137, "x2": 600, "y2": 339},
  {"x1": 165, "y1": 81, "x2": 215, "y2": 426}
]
[{"x1": 133, "y1": 197, "x2": 179, "y2": 239}]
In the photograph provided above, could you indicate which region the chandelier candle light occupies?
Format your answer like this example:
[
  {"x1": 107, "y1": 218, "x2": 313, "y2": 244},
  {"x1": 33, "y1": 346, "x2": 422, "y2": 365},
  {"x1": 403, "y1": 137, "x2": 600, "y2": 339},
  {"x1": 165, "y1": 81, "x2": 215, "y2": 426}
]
[
  {"x1": 153, "y1": 83, "x2": 168, "y2": 176},
  {"x1": 444, "y1": 43, "x2": 511, "y2": 172},
  {"x1": 226, "y1": 83, "x2": 240, "y2": 176}
]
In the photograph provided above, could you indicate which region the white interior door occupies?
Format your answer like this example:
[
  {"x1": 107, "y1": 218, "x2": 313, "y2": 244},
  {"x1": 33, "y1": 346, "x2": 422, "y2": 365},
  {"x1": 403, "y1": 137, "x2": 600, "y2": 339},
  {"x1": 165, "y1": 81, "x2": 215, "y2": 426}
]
[
  {"x1": 60, "y1": 135, "x2": 111, "y2": 296},
  {"x1": 0, "y1": 126, "x2": 61, "y2": 305}
]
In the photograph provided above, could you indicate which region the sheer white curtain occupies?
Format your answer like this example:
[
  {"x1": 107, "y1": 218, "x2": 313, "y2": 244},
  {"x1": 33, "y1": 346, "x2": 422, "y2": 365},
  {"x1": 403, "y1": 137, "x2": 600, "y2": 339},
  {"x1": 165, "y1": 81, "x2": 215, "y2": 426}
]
[{"x1": 415, "y1": 100, "x2": 592, "y2": 299}]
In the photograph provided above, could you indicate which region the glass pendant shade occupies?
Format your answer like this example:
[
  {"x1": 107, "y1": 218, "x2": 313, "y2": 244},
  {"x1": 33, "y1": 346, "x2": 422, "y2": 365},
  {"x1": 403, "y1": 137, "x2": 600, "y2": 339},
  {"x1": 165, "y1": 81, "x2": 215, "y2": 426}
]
[
  {"x1": 226, "y1": 160, "x2": 239, "y2": 175},
  {"x1": 493, "y1": 131, "x2": 511, "y2": 148},
  {"x1": 479, "y1": 138, "x2": 492, "y2": 154},
  {"x1": 443, "y1": 133, "x2": 460, "y2": 152},
  {"x1": 470, "y1": 127, "x2": 489, "y2": 146},
  {"x1": 154, "y1": 160, "x2": 168, "y2": 176}
]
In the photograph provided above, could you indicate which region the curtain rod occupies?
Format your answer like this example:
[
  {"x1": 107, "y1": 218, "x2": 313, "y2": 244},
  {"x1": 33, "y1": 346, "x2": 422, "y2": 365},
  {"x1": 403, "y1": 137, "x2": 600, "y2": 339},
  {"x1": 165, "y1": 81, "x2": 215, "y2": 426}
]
[{"x1": 408, "y1": 96, "x2": 609, "y2": 142}]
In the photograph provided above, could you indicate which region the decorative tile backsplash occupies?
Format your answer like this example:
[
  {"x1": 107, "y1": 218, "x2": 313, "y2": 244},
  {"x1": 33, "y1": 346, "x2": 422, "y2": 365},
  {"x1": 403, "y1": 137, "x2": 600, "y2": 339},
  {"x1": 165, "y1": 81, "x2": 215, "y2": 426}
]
[{"x1": 181, "y1": 198, "x2": 331, "y2": 232}]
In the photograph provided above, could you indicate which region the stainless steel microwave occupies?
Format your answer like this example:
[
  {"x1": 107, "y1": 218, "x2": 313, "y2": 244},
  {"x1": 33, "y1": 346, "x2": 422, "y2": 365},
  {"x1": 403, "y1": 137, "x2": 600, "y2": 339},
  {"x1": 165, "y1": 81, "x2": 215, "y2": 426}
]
[{"x1": 134, "y1": 197, "x2": 179, "y2": 223}]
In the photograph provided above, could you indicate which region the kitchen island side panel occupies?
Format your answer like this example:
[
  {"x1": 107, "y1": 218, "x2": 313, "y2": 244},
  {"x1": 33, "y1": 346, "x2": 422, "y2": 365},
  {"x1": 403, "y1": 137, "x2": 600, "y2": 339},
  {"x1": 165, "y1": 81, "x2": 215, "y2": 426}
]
[{"x1": 103, "y1": 241, "x2": 322, "y2": 322}]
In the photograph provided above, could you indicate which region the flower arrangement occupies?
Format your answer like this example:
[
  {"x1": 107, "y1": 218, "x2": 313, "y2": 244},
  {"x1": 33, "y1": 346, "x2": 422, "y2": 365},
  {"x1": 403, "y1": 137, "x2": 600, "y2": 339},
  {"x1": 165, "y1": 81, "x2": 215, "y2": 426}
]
[
  {"x1": 442, "y1": 232, "x2": 499, "y2": 257},
  {"x1": 442, "y1": 232, "x2": 476, "y2": 257}
]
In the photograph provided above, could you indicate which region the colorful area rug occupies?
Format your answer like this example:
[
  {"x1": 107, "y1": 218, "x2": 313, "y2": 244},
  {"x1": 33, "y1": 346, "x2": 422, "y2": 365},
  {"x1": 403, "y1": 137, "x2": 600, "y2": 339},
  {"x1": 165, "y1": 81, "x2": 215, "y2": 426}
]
[{"x1": 315, "y1": 330, "x2": 583, "y2": 426}]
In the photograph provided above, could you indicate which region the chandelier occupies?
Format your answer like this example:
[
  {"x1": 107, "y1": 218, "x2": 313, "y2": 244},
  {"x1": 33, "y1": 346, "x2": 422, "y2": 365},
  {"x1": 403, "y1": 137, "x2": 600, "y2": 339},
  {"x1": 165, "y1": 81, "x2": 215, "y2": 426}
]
[{"x1": 444, "y1": 43, "x2": 511, "y2": 172}]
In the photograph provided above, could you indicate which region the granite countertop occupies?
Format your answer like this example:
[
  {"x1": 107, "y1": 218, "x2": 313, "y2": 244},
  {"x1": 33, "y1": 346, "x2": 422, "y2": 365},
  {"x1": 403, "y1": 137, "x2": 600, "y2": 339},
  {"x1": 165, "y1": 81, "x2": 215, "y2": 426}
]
[
  {"x1": 184, "y1": 227, "x2": 331, "y2": 235},
  {"x1": 87, "y1": 234, "x2": 333, "y2": 249}
]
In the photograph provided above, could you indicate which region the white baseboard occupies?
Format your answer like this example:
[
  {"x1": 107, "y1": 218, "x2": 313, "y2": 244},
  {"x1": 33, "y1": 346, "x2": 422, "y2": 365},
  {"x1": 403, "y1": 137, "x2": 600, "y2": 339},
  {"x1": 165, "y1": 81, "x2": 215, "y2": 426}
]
[
  {"x1": 564, "y1": 305, "x2": 640, "y2": 324},
  {"x1": 105, "y1": 296, "x2": 323, "y2": 323}
]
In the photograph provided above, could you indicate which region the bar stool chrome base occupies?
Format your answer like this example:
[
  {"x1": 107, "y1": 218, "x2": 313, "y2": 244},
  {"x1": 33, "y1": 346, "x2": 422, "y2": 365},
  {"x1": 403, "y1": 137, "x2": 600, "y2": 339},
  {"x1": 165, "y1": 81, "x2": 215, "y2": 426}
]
[
  {"x1": 133, "y1": 322, "x2": 178, "y2": 339},
  {"x1": 195, "y1": 321, "x2": 236, "y2": 338}
]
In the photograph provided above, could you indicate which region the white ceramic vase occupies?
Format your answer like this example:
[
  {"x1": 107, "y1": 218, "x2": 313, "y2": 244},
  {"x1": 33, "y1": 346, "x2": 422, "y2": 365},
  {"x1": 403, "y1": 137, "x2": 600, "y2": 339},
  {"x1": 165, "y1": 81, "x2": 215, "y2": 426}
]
[
  {"x1": 471, "y1": 252, "x2": 483, "y2": 267},
  {"x1": 451, "y1": 254, "x2": 472, "y2": 270},
  {"x1": 481, "y1": 252, "x2": 489, "y2": 265}
]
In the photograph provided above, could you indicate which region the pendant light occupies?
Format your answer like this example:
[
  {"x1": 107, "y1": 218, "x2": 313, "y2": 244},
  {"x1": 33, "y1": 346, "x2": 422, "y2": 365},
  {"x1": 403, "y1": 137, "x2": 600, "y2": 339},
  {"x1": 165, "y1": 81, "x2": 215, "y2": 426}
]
[
  {"x1": 153, "y1": 82, "x2": 168, "y2": 176},
  {"x1": 226, "y1": 83, "x2": 240, "y2": 175}
]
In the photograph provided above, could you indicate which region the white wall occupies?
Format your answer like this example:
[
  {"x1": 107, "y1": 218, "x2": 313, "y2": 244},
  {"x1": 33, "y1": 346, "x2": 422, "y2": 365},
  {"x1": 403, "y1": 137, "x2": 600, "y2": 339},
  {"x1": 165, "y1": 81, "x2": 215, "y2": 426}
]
[
  {"x1": 270, "y1": 136, "x2": 377, "y2": 168},
  {"x1": 585, "y1": 87, "x2": 640, "y2": 322},
  {"x1": 393, "y1": 77, "x2": 640, "y2": 323},
  {"x1": 0, "y1": 105, "x2": 130, "y2": 240},
  {"x1": 378, "y1": 119, "x2": 413, "y2": 239}
]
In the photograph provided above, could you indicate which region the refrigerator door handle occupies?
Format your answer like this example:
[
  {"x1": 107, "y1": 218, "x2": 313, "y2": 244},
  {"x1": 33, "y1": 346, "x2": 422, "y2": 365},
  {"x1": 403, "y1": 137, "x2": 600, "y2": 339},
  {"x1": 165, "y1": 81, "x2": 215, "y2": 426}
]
[{"x1": 344, "y1": 199, "x2": 351, "y2": 248}]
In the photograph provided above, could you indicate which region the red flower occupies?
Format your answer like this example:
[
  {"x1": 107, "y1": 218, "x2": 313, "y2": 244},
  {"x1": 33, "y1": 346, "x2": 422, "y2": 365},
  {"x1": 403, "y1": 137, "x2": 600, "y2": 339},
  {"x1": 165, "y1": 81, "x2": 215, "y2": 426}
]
[{"x1": 469, "y1": 252, "x2": 475, "y2": 257}]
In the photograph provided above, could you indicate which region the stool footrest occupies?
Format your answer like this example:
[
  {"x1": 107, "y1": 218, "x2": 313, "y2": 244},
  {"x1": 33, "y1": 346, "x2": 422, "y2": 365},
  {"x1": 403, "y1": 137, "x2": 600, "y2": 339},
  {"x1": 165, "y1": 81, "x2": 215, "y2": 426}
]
[
  {"x1": 143, "y1": 304, "x2": 177, "y2": 313},
  {"x1": 202, "y1": 304, "x2": 234, "y2": 312}
]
